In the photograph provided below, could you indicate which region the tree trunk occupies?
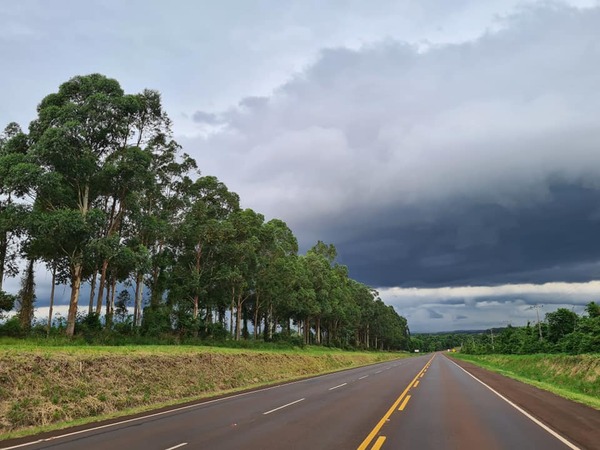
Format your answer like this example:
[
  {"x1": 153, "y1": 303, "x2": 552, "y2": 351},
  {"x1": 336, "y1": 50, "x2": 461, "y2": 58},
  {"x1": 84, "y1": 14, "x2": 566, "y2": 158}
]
[
  {"x1": 133, "y1": 272, "x2": 144, "y2": 327},
  {"x1": 304, "y1": 317, "x2": 310, "y2": 345},
  {"x1": 193, "y1": 294, "x2": 199, "y2": 321},
  {"x1": 205, "y1": 304, "x2": 212, "y2": 334},
  {"x1": 96, "y1": 259, "x2": 108, "y2": 314},
  {"x1": 268, "y1": 302, "x2": 274, "y2": 340},
  {"x1": 229, "y1": 289, "x2": 234, "y2": 338},
  {"x1": 18, "y1": 258, "x2": 35, "y2": 330},
  {"x1": 88, "y1": 269, "x2": 97, "y2": 315},
  {"x1": 105, "y1": 275, "x2": 116, "y2": 329},
  {"x1": 66, "y1": 262, "x2": 83, "y2": 337},
  {"x1": 0, "y1": 230, "x2": 6, "y2": 292},
  {"x1": 110, "y1": 277, "x2": 117, "y2": 313},
  {"x1": 47, "y1": 264, "x2": 56, "y2": 336},
  {"x1": 316, "y1": 316, "x2": 321, "y2": 344},
  {"x1": 253, "y1": 293, "x2": 260, "y2": 339},
  {"x1": 218, "y1": 307, "x2": 225, "y2": 328},
  {"x1": 96, "y1": 259, "x2": 109, "y2": 315},
  {"x1": 193, "y1": 244, "x2": 201, "y2": 320},
  {"x1": 235, "y1": 293, "x2": 242, "y2": 341},
  {"x1": 242, "y1": 302, "x2": 249, "y2": 340}
]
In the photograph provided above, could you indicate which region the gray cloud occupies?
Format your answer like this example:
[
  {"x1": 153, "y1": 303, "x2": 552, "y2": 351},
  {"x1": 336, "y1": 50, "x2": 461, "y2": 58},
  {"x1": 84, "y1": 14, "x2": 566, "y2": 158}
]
[
  {"x1": 182, "y1": 4, "x2": 600, "y2": 293},
  {"x1": 192, "y1": 111, "x2": 222, "y2": 125},
  {"x1": 427, "y1": 309, "x2": 444, "y2": 319},
  {"x1": 380, "y1": 282, "x2": 595, "y2": 331}
]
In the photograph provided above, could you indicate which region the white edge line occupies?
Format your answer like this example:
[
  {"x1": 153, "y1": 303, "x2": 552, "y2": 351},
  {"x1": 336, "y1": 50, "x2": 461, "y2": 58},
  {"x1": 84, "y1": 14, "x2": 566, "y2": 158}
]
[
  {"x1": 165, "y1": 443, "x2": 187, "y2": 450},
  {"x1": 262, "y1": 398, "x2": 305, "y2": 415},
  {"x1": 359, "y1": 375, "x2": 369, "y2": 380},
  {"x1": 0, "y1": 358, "x2": 403, "y2": 450},
  {"x1": 328, "y1": 383, "x2": 347, "y2": 391},
  {"x1": 375, "y1": 370, "x2": 382, "y2": 374},
  {"x1": 446, "y1": 357, "x2": 580, "y2": 450}
]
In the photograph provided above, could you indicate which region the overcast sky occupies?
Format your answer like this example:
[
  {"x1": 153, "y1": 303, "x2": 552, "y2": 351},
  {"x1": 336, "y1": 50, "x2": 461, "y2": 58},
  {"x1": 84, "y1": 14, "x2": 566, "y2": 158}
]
[{"x1": 2, "y1": 0, "x2": 600, "y2": 332}]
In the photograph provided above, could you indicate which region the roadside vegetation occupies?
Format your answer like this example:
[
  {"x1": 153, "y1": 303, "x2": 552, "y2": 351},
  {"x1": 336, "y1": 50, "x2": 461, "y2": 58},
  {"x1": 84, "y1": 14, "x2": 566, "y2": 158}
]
[
  {"x1": 0, "y1": 344, "x2": 408, "y2": 438},
  {"x1": 459, "y1": 302, "x2": 600, "y2": 355},
  {"x1": 451, "y1": 353, "x2": 600, "y2": 410},
  {"x1": 0, "y1": 73, "x2": 409, "y2": 351}
]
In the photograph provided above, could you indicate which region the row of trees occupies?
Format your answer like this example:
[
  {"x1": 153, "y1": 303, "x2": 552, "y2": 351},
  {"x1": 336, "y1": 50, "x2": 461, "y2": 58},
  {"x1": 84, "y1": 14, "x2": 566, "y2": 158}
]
[
  {"x1": 0, "y1": 74, "x2": 410, "y2": 349},
  {"x1": 460, "y1": 302, "x2": 600, "y2": 354}
]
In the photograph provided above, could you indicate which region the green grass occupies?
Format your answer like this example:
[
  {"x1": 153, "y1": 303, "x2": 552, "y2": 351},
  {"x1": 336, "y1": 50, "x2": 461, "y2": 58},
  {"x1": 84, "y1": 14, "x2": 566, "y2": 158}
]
[
  {"x1": 452, "y1": 353, "x2": 600, "y2": 410},
  {"x1": 0, "y1": 338, "x2": 397, "y2": 356}
]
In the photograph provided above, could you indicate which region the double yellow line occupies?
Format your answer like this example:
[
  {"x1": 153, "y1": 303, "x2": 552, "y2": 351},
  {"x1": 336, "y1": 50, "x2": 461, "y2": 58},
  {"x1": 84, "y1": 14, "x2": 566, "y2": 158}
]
[{"x1": 357, "y1": 354, "x2": 435, "y2": 450}]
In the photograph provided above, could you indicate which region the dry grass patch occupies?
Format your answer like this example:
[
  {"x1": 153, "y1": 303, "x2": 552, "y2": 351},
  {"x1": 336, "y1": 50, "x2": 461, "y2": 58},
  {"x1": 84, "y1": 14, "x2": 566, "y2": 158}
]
[{"x1": 0, "y1": 347, "x2": 405, "y2": 437}]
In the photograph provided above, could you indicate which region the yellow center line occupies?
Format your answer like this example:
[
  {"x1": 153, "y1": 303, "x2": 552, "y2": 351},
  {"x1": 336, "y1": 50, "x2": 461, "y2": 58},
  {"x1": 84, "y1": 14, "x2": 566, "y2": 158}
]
[
  {"x1": 371, "y1": 436, "x2": 387, "y2": 450},
  {"x1": 398, "y1": 395, "x2": 411, "y2": 411},
  {"x1": 413, "y1": 380, "x2": 420, "y2": 388},
  {"x1": 357, "y1": 355, "x2": 435, "y2": 450}
]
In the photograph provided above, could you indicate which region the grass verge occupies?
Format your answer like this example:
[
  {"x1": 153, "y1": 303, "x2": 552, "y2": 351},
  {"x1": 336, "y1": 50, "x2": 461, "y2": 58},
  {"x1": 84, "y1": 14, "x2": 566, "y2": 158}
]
[
  {"x1": 451, "y1": 353, "x2": 600, "y2": 410},
  {"x1": 0, "y1": 344, "x2": 408, "y2": 440}
]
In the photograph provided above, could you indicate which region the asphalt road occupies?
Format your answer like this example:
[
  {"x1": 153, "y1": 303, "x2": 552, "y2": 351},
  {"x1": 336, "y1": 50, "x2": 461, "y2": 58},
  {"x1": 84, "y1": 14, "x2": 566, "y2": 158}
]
[{"x1": 2, "y1": 354, "x2": 593, "y2": 450}]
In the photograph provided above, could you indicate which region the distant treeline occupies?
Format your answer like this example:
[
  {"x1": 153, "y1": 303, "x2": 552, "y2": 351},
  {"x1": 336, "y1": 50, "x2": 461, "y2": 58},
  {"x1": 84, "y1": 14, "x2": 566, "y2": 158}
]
[
  {"x1": 0, "y1": 74, "x2": 409, "y2": 350},
  {"x1": 414, "y1": 302, "x2": 600, "y2": 355}
]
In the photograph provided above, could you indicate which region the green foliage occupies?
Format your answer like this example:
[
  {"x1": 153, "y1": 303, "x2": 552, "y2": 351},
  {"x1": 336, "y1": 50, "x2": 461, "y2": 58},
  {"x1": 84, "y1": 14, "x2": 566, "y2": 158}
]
[
  {"x1": 0, "y1": 316, "x2": 24, "y2": 337},
  {"x1": 75, "y1": 313, "x2": 103, "y2": 342},
  {"x1": 141, "y1": 305, "x2": 172, "y2": 337},
  {"x1": 0, "y1": 290, "x2": 16, "y2": 317},
  {"x1": 452, "y1": 302, "x2": 600, "y2": 356}
]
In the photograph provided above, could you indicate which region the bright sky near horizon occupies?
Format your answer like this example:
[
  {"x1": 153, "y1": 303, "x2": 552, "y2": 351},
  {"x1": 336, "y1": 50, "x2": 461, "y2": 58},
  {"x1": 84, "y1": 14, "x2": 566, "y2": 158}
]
[{"x1": 2, "y1": 0, "x2": 600, "y2": 332}]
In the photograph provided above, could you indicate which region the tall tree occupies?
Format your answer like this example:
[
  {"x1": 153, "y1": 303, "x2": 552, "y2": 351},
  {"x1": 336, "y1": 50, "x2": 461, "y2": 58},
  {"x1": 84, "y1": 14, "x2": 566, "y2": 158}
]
[
  {"x1": 222, "y1": 209, "x2": 263, "y2": 340},
  {"x1": 28, "y1": 74, "x2": 131, "y2": 336},
  {"x1": 169, "y1": 176, "x2": 239, "y2": 328}
]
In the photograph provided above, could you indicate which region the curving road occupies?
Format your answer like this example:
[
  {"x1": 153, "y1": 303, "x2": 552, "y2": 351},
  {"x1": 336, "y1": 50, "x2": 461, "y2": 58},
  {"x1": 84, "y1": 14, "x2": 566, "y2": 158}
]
[{"x1": 2, "y1": 354, "x2": 598, "y2": 450}]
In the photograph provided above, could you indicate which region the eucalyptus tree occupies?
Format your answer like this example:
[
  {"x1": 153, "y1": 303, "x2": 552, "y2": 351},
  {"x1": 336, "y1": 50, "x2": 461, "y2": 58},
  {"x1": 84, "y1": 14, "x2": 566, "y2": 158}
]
[
  {"x1": 324, "y1": 264, "x2": 355, "y2": 346},
  {"x1": 93, "y1": 144, "x2": 153, "y2": 315},
  {"x1": 252, "y1": 219, "x2": 298, "y2": 339},
  {"x1": 267, "y1": 253, "x2": 315, "y2": 339},
  {"x1": 292, "y1": 254, "x2": 321, "y2": 344},
  {"x1": 27, "y1": 74, "x2": 137, "y2": 336},
  {"x1": 168, "y1": 176, "x2": 239, "y2": 330},
  {"x1": 127, "y1": 138, "x2": 197, "y2": 325},
  {"x1": 303, "y1": 242, "x2": 338, "y2": 344},
  {"x1": 94, "y1": 89, "x2": 190, "y2": 319},
  {"x1": 221, "y1": 209, "x2": 263, "y2": 340}
]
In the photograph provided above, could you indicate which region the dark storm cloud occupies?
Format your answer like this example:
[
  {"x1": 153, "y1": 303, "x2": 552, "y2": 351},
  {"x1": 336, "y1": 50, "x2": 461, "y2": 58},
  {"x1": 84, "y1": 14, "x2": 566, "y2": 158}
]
[
  {"x1": 185, "y1": 4, "x2": 600, "y2": 292},
  {"x1": 337, "y1": 184, "x2": 600, "y2": 287}
]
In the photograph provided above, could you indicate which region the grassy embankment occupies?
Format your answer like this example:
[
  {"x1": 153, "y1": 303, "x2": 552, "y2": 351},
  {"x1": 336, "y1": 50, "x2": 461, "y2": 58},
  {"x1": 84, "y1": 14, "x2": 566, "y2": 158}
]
[
  {"x1": 0, "y1": 340, "x2": 408, "y2": 439},
  {"x1": 451, "y1": 353, "x2": 600, "y2": 410}
]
